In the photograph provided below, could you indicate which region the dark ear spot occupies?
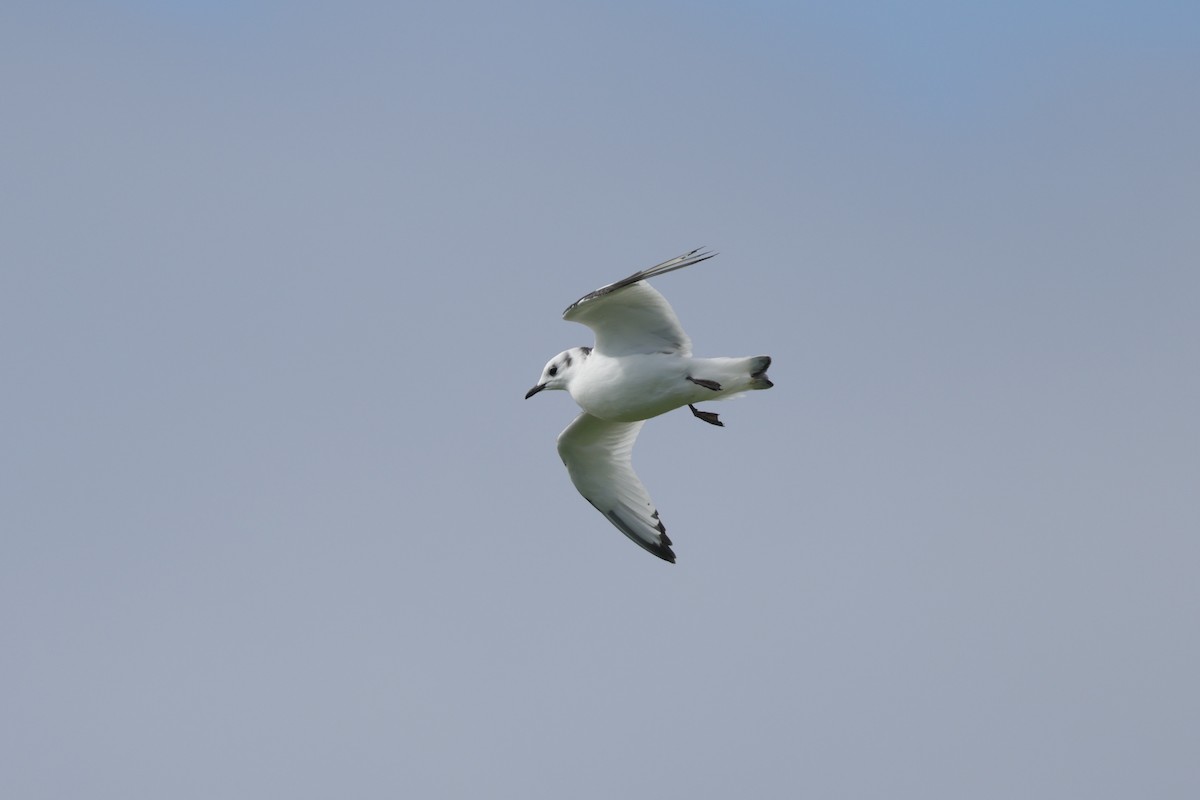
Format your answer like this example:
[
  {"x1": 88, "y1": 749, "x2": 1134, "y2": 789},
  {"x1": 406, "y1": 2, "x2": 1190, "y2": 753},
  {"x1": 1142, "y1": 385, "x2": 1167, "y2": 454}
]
[{"x1": 564, "y1": 353, "x2": 572, "y2": 368}]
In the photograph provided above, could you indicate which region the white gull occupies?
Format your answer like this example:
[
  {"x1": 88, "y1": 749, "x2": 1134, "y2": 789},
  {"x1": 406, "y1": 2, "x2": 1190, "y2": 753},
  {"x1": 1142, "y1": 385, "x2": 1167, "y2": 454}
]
[{"x1": 525, "y1": 248, "x2": 773, "y2": 563}]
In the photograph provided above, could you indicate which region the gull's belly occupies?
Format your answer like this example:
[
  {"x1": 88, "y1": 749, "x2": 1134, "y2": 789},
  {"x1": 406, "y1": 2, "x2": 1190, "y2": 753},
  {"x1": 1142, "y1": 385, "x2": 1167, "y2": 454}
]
[{"x1": 571, "y1": 354, "x2": 692, "y2": 422}]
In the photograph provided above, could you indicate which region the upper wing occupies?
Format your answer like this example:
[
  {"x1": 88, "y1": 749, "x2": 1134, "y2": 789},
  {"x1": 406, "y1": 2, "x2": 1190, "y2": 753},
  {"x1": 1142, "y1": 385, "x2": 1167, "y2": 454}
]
[
  {"x1": 556, "y1": 412, "x2": 675, "y2": 563},
  {"x1": 562, "y1": 248, "x2": 716, "y2": 357}
]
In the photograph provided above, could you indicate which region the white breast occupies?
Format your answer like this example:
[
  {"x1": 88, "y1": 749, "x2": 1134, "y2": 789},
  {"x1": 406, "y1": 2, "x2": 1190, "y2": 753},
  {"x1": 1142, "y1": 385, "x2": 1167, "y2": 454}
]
[{"x1": 569, "y1": 353, "x2": 692, "y2": 422}]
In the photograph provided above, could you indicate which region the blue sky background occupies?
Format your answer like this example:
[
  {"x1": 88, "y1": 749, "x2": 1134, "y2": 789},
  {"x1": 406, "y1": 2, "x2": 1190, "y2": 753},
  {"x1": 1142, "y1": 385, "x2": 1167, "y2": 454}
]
[{"x1": 3, "y1": 1, "x2": 1198, "y2": 797}]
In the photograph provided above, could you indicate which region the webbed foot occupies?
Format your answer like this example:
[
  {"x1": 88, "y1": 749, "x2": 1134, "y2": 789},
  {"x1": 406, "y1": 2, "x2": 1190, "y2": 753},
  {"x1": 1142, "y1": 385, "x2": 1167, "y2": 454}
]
[
  {"x1": 689, "y1": 404, "x2": 724, "y2": 427},
  {"x1": 686, "y1": 376, "x2": 722, "y2": 391}
]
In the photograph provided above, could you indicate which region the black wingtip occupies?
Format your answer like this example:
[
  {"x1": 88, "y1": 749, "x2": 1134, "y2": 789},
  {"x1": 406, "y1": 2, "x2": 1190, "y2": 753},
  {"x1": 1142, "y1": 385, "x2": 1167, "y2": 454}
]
[
  {"x1": 607, "y1": 509, "x2": 678, "y2": 564},
  {"x1": 652, "y1": 513, "x2": 676, "y2": 562},
  {"x1": 649, "y1": 538, "x2": 677, "y2": 563}
]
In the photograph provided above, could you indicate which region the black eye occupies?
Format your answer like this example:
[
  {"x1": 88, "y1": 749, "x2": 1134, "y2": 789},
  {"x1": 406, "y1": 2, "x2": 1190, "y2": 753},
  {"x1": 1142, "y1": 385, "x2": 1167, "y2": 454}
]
[{"x1": 548, "y1": 366, "x2": 558, "y2": 377}]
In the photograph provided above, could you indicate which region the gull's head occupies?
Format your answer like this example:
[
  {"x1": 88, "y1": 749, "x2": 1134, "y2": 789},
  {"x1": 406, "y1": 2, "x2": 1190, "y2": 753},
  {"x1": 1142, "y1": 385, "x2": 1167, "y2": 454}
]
[{"x1": 525, "y1": 347, "x2": 590, "y2": 399}]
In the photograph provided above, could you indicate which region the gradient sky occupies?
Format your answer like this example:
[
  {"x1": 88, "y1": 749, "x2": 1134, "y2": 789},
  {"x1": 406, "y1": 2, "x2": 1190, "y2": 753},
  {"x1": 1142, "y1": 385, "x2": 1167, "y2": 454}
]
[{"x1": 3, "y1": 2, "x2": 1198, "y2": 798}]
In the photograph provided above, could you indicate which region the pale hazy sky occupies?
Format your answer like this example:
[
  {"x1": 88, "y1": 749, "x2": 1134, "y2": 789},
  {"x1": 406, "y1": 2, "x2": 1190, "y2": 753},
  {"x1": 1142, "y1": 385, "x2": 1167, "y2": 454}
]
[{"x1": 3, "y1": 2, "x2": 1198, "y2": 798}]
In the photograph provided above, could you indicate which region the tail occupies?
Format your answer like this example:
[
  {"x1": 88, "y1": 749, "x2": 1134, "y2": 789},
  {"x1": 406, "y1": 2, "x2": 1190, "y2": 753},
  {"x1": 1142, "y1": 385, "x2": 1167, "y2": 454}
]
[
  {"x1": 689, "y1": 356, "x2": 774, "y2": 397},
  {"x1": 749, "y1": 355, "x2": 773, "y2": 389}
]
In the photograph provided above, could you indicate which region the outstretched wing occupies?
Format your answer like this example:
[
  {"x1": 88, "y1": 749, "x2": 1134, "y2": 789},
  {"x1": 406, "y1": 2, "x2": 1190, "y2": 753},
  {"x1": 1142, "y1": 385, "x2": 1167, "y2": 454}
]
[
  {"x1": 562, "y1": 248, "x2": 715, "y2": 357},
  {"x1": 556, "y1": 412, "x2": 675, "y2": 563}
]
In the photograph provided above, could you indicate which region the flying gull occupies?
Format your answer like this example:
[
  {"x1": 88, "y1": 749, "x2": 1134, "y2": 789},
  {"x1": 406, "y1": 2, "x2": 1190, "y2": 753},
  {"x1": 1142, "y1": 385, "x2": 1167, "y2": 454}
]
[{"x1": 525, "y1": 248, "x2": 773, "y2": 562}]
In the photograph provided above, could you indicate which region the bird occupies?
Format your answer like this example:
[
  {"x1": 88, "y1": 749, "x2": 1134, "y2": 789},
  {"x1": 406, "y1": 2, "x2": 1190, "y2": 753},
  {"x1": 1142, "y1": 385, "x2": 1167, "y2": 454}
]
[{"x1": 525, "y1": 248, "x2": 773, "y2": 562}]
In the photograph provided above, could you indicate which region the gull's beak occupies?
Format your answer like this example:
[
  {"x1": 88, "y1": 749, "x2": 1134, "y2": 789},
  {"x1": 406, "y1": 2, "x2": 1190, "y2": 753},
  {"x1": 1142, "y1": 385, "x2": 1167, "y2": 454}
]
[{"x1": 525, "y1": 383, "x2": 546, "y2": 399}]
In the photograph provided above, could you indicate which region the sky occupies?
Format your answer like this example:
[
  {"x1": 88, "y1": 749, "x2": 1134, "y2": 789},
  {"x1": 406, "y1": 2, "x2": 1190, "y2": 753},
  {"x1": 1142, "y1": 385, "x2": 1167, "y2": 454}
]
[{"x1": 3, "y1": 1, "x2": 1198, "y2": 797}]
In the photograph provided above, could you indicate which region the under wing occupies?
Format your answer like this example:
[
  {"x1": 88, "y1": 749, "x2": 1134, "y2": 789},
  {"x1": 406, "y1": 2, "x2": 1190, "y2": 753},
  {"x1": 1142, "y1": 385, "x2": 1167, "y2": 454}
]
[
  {"x1": 556, "y1": 412, "x2": 675, "y2": 562},
  {"x1": 562, "y1": 248, "x2": 715, "y2": 357}
]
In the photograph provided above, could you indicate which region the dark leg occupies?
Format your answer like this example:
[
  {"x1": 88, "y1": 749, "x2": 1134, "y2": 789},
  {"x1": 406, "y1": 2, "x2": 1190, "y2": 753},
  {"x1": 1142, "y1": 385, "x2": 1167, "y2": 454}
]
[
  {"x1": 689, "y1": 404, "x2": 724, "y2": 427},
  {"x1": 686, "y1": 376, "x2": 722, "y2": 391}
]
